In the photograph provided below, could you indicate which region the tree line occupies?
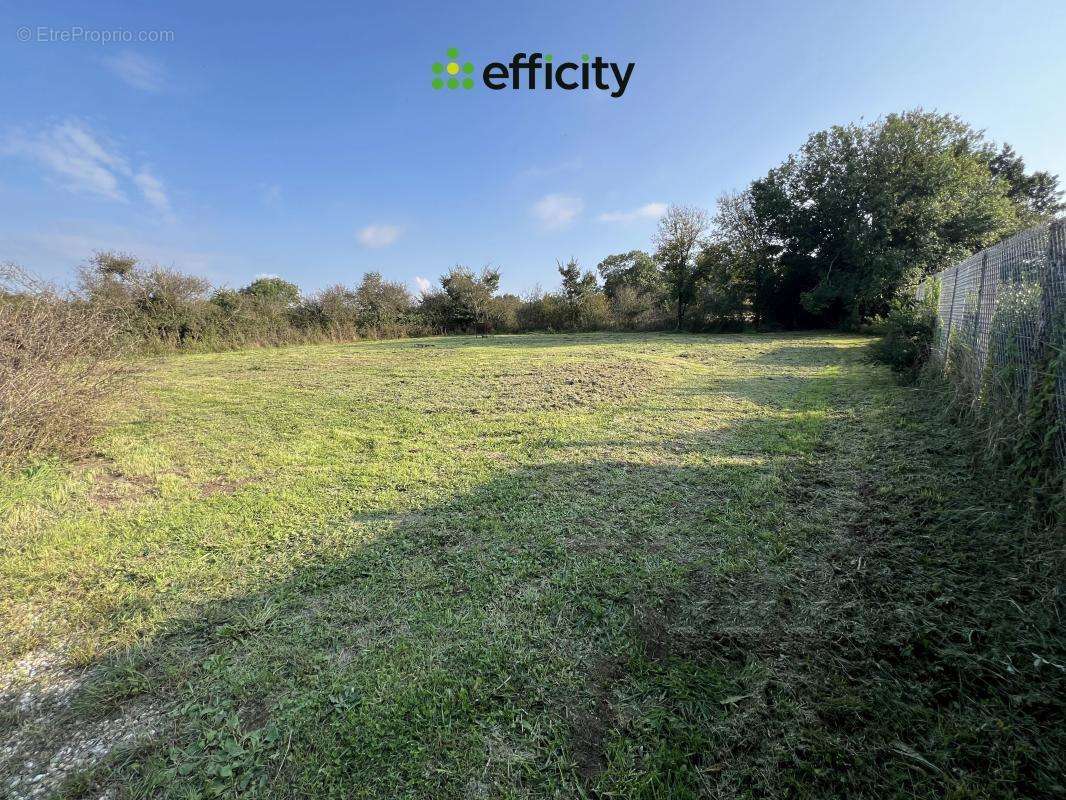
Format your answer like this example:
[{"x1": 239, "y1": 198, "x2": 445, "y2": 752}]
[{"x1": 12, "y1": 109, "x2": 1064, "y2": 354}]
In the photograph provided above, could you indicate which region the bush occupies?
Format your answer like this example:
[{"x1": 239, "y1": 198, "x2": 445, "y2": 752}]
[
  {"x1": 609, "y1": 285, "x2": 668, "y2": 330},
  {"x1": 868, "y1": 286, "x2": 939, "y2": 381},
  {"x1": 78, "y1": 255, "x2": 213, "y2": 349},
  {"x1": 420, "y1": 267, "x2": 501, "y2": 333},
  {"x1": 490, "y1": 294, "x2": 523, "y2": 333},
  {"x1": 515, "y1": 289, "x2": 563, "y2": 331},
  {"x1": 0, "y1": 264, "x2": 127, "y2": 462}
]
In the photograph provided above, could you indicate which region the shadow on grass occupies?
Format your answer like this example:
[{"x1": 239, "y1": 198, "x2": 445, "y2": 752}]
[
  {"x1": 60, "y1": 450, "x2": 783, "y2": 798},
  {"x1": 0, "y1": 341, "x2": 863, "y2": 799},
  {"x1": 33, "y1": 344, "x2": 838, "y2": 797},
  {"x1": 6, "y1": 345, "x2": 1062, "y2": 800},
  {"x1": 750, "y1": 342, "x2": 862, "y2": 367},
  {"x1": 56, "y1": 405, "x2": 1063, "y2": 800}
]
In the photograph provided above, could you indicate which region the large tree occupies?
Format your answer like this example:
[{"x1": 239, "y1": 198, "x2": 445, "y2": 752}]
[
  {"x1": 595, "y1": 250, "x2": 662, "y2": 300},
  {"x1": 705, "y1": 191, "x2": 781, "y2": 327},
  {"x1": 988, "y1": 143, "x2": 1065, "y2": 222},
  {"x1": 743, "y1": 110, "x2": 1033, "y2": 327},
  {"x1": 653, "y1": 205, "x2": 710, "y2": 329},
  {"x1": 421, "y1": 266, "x2": 500, "y2": 332}
]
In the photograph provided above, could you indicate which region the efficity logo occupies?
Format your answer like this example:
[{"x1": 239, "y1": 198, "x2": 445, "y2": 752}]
[{"x1": 431, "y1": 47, "x2": 635, "y2": 98}]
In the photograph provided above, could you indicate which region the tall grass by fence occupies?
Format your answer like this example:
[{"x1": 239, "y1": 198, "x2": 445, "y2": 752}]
[{"x1": 917, "y1": 218, "x2": 1065, "y2": 496}]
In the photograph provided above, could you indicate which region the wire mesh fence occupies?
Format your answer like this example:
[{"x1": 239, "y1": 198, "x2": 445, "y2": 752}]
[{"x1": 917, "y1": 217, "x2": 1066, "y2": 468}]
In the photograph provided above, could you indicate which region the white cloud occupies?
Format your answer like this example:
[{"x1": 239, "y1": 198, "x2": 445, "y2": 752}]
[
  {"x1": 103, "y1": 51, "x2": 165, "y2": 92},
  {"x1": 358, "y1": 224, "x2": 402, "y2": 248},
  {"x1": 134, "y1": 169, "x2": 173, "y2": 219},
  {"x1": 596, "y1": 202, "x2": 667, "y2": 223},
  {"x1": 2, "y1": 120, "x2": 175, "y2": 221},
  {"x1": 413, "y1": 275, "x2": 432, "y2": 294},
  {"x1": 3, "y1": 120, "x2": 129, "y2": 201},
  {"x1": 532, "y1": 194, "x2": 584, "y2": 230}
]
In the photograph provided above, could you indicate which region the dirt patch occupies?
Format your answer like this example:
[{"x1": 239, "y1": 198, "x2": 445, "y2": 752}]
[
  {"x1": 237, "y1": 698, "x2": 273, "y2": 733},
  {"x1": 570, "y1": 657, "x2": 623, "y2": 786},
  {"x1": 631, "y1": 606, "x2": 671, "y2": 661},
  {"x1": 199, "y1": 477, "x2": 253, "y2": 498},
  {"x1": 91, "y1": 473, "x2": 157, "y2": 508},
  {"x1": 79, "y1": 459, "x2": 159, "y2": 509}
]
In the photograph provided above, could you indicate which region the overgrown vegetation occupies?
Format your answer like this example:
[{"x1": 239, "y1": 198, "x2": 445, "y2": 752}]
[
  {"x1": 945, "y1": 284, "x2": 1066, "y2": 526},
  {"x1": 0, "y1": 263, "x2": 127, "y2": 462},
  {"x1": 1, "y1": 334, "x2": 1061, "y2": 798},
  {"x1": 869, "y1": 261, "x2": 1064, "y2": 527},
  {"x1": 75, "y1": 251, "x2": 430, "y2": 353},
  {"x1": 867, "y1": 280, "x2": 939, "y2": 381}
]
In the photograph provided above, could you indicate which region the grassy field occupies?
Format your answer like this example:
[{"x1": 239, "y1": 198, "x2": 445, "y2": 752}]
[{"x1": 1, "y1": 332, "x2": 1062, "y2": 799}]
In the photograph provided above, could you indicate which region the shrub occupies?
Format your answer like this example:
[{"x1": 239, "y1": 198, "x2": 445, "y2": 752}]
[
  {"x1": 78, "y1": 254, "x2": 213, "y2": 349},
  {"x1": 609, "y1": 285, "x2": 668, "y2": 330},
  {"x1": 490, "y1": 294, "x2": 523, "y2": 333},
  {"x1": 239, "y1": 277, "x2": 300, "y2": 308},
  {"x1": 421, "y1": 267, "x2": 500, "y2": 333},
  {"x1": 351, "y1": 272, "x2": 414, "y2": 333},
  {"x1": 515, "y1": 288, "x2": 561, "y2": 331},
  {"x1": 0, "y1": 264, "x2": 127, "y2": 462},
  {"x1": 868, "y1": 283, "x2": 939, "y2": 381}
]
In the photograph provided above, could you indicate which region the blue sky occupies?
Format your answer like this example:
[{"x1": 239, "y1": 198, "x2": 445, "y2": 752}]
[{"x1": 2, "y1": 0, "x2": 1064, "y2": 296}]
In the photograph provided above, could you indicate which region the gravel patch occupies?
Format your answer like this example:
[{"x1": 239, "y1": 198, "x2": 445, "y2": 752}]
[{"x1": 1, "y1": 650, "x2": 159, "y2": 799}]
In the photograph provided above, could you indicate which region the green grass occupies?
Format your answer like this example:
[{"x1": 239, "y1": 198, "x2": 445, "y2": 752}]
[{"x1": 1, "y1": 332, "x2": 1062, "y2": 799}]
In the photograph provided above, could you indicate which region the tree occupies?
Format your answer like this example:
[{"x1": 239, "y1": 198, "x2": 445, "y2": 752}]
[
  {"x1": 557, "y1": 258, "x2": 598, "y2": 301},
  {"x1": 556, "y1": 258, "x2": 604, "y2": 330},
  {"x1": 489, "y1": 293, "x2": 523, "y2": 333},
  {"x1": 239, "y1": 277, "x2": 300, "y2": 308},
  {"x1": 653, "y1": 205, "x2": 710, "y2": 329},
  {"x1": 988, "y1": 143, "x2": 1064, "y2": 221},
  {"x1": 692, "y1": 242, "x2": 749, "y2": 331},
  {"x1": 596, "y1": 250, "x2": 662, "y2": 299},
  {"x1": 745, "y1": 110, "x2": 1025, "y2": 327},
  {"x1": 422, "y1": 266, "x2": 501, "y2": 332},
  {"x1": 706, "y1": 191, "x2": 781, "y2": 327},
  {"x1": 595, "y1": 250, "x2": 666, "y2": 329},
  {"x1": 352, "y1": 272, "x2": 412, "y2": 329}
]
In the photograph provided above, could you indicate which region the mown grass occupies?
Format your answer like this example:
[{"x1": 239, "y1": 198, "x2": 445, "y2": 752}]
[{"x1": 0, "y1": 332, "x2": 1061, "y2": 798}]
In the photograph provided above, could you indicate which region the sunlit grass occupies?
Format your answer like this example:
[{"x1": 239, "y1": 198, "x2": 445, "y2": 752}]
[{"x1": 2, "y1": 332, "x2": 938, "y2": 797}]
